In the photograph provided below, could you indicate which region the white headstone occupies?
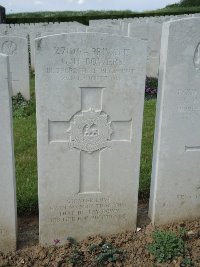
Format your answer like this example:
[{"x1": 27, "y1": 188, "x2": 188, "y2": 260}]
[
  {"x1": 0, "y1": 53, "x2": 17, "y2": 252},
  {"x1": 35, "y1": 33, "x2": 147, "y2": 245},
  {"x1": 120, "y1": 22, "x2": 129, "y2": 36},
  {"x1": 146, "y1": 22, "x2": 162, "y2": 78},
  {"x1": 89, "y1": 19, "x2": 121, "y2": 27},
  {"x1": 128, "y1": 22, "x2": 162, "y2": 78},
  {"x1": 30, "y1": 26, "x2": 86, "y2": 70},
  {"x1": 149, "y1": 18, "x2": 200, "y2": 225},
  {"x1": 128, "y1": 22, "x2": 149, "y2": 40},
  {"x1": 86, "y1": 25, "x2": 122, "y2": 35},
  {"x1": 0, "y1": 36, "x2": 30, "y2": 100}
]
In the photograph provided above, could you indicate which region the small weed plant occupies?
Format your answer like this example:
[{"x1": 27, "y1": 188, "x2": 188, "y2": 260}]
[
  {"x1": 65, "y1": 238, "x2": 123, "y2": 266},
  {"x1": 92, "y1": 242, "x2": 124, "y2": 266},
  {"x1": 66, "y1": 237, "x2": 84, "y2": 266},
  {"x1": 12, "y1": 93, "x2": 35, "y2": 118},
  {"x1": 182, "y1": 257, "x2": 194, "y2": 266},
  {"x1": 68, "y1": 249, "x2": 84, "y2": 266},
  {"x1": 67, "y1": 236, "x2": 77, "y2": 246},
  {"x1": 148, "y1": 230, "x2": 186, "y2": 263}
]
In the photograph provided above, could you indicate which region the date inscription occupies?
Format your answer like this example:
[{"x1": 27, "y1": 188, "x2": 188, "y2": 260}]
[{"x1": 45, "y1": 46, "x2": 135, "y2": 81}]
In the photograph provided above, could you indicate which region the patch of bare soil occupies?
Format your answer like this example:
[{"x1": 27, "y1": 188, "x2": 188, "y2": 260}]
[{"x1": 0, "y1": 203, "x2": 199, "y2": 267}]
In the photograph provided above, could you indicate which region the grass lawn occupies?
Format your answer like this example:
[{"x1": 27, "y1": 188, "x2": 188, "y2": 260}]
[
  {"x1": 140, "y1": 98, "x2": 156, "y2": 198},
  {"x1": 13, "y1": 77, "x2": 37, "y2": 215},
  {"x1": 13, "y1": 75, "x2": 157, "y2": 215}
]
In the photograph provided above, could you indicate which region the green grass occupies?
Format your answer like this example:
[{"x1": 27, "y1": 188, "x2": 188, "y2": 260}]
[
  {"x1": 13, "y1": 76, "x2": 156, "y2": 215},
  {"x1": 13, "y1": 77, "x2": 37, "y2": 215},
  {"x1": 148, "y1": 230, "x2": 186, "y2": 263},
  {"x1": 140, "y1": 98, "x2": 156, "y2": 198}
]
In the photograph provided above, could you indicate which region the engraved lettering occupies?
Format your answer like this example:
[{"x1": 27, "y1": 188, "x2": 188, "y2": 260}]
[
  {"x1": 54, "y1": 47, "x2": 66, "y2": 54},
  {"x1": 49, "y1": 198, "x2": 127, "y2": 224}
]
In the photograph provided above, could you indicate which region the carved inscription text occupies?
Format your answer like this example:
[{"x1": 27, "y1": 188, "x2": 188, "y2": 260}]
[
  {"x1": 46, "y1": 45, "x2": 135, "y2": 81},
  {"x1": 49, "y1": 197, "x2": 127, "y2": 224}
]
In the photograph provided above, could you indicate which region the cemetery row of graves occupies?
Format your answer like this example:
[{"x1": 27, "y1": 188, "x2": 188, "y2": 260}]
[{"x1": 0, "y1": 13, "x2": 200, "y2": 266}]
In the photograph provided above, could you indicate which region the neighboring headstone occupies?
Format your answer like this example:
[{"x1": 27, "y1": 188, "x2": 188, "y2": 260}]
[
  {"x1": 149, "y1": 18, "x2": 200, "y2": 225},
  {"x1": 35, "y1": 33, "x2": 147, "y2": 245},
  {"x1": 128, "y1": 21, "x2": 161, "y2": 78},
  {"x1": 120, "y1": 21, "x2": 130, "y2": 36},
  {"x1": 0, "y1": 5, "x2": 5, "y2": 24},
  {"x1": 0, "y1": 36, "x2": 30, "y2": 100},
  {"x1": 86, "y1": 26, "x2": 122, "y2": 35},
  {"x1": 89, "y1": 19, "x2": 121, "y2": 27},
  {"x1": 146, "y1": 22, "x2": 162, "y2": 78},
  {"x1": 128, "y1": 22, "x2": 149, "y2": 40},
  {"x1": 0, "y1": 53, "x2": 17, "y2": 252},
  {"x1": 0, "y1": 23, "x2": 7, "y2": 33},
  {"x1": 0, "y1": 24, "x2": 29, "y2": 37}
]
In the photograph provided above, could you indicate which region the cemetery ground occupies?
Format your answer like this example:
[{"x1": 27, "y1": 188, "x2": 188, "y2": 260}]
[{"x1": 0, "y1": 75, "x2": 199, "y2": 266}]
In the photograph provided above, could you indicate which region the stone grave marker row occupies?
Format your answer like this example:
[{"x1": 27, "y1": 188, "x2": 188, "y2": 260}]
[{"x1": 1, "y1": 17, "x2": 200, "y2": 253}]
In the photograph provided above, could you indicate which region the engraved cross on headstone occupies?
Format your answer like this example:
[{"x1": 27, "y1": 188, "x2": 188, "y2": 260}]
[{"x1": 49, "y1": 87, "x2": 132, "y2": 194}]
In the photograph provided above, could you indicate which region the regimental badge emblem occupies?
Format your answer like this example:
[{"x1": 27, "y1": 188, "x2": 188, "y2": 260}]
[{"x1": 68, "y1": 109, "x2": 112, "y2": 153}]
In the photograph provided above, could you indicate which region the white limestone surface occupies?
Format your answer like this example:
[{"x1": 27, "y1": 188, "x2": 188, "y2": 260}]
[
  {"x1": 128, "y1": 22, "x2": 149, "y2": 40},
  {"x1": 146, "y1": 22, "x2": 162, "y2": 78},
  {"x1": 128, "y1": 21, "x2": 162, "y2": 78},
  {"x1": 86, "y1": 26, "x2": 122, "y2": 35},
  {"x1": 89, "y1": 19, "x2": 122, "y2": 26},
  {"x1": 29, "y1": 25, "x2": 86, "y2": 70},
  {"x1": 0, "y1": 53, "x2": 17, "y2": 252},
  {"x1": 35, "y1": 33, "x2": 147, "y2": 245},
  {"x1": 0, "y1": 36, "x2": 30, "y2": 100},
  {"x1": 149, "y1": 18, "x2": 200, "y2": 225}
]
